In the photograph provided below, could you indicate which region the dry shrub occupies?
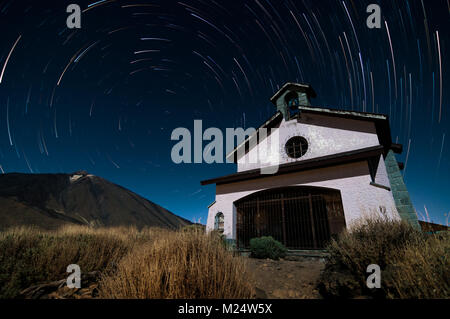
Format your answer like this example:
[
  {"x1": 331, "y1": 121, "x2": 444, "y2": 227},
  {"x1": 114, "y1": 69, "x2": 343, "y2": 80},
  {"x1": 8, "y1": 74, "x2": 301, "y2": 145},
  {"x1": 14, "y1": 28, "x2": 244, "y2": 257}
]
[
  {"x1": 99, "y1": 230, "x2": 253, "y2": 299},
  {"x1": 0, "y1": 225, "x2": 163, "y2": 298},
  {"x1": 1, "y1": 225, "x2": 253, "y2": 299},
  {"x1": 318, "y1": 217, "x2": 449, "y2": 299},
  {"x1": 385, "y1": 232, "x2": 449, "y2": 298}
]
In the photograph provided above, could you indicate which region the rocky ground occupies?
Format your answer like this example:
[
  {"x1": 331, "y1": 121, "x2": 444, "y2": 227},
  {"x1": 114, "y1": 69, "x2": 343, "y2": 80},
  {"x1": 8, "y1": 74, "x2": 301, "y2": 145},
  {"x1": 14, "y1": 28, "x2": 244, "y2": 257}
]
[{"x1": 247, "y1": 256, "x2": 325, "y2": 299}]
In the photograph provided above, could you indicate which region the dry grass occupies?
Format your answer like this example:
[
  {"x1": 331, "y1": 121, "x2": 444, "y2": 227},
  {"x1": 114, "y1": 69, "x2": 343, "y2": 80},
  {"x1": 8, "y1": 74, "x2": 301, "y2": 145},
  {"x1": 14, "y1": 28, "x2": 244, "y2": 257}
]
[
  {"x1": 0, "y1": 225, "x2": 253, "y2": 299},
  {"x1": 318, "y1": 216, "x2": 449, "y2": 299},
  {"x1": 0, "y1": 225, "x2": 139, "y2": 298},
  {"x1": 385, "y1": 232, "x2": 449, "y2": 298},
  {"x1": 99, "y1": 229, "x2": 253, "y2": 299}
]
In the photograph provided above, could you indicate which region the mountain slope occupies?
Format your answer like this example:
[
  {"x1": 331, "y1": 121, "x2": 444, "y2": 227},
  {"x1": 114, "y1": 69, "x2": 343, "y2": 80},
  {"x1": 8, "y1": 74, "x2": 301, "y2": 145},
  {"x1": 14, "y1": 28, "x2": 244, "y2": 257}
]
[{"x1": 0, "y1": 171, "x2": 191, "y2": 230}]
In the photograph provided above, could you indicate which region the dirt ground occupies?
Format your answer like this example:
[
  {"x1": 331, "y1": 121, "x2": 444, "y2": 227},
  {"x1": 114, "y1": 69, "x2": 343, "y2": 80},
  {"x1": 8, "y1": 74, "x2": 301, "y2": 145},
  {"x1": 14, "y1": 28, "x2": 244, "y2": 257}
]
[
  {"x1": 246, "y1": 256, "x2": 325, "y2": 299},
  {"x1": 20, "y1": 256, "x2": 326, "y2": 299}
]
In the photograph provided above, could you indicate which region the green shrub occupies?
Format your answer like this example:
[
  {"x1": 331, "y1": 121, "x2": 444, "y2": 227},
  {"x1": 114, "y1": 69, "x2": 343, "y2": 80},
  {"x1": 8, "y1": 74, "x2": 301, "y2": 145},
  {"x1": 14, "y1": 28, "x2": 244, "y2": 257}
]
[
  {"x1": 249, "y1": 236, "x2": 287, "y2": 260},
  {"x1": 318, "y1": 217, "x2": 449, "y2": 299}
]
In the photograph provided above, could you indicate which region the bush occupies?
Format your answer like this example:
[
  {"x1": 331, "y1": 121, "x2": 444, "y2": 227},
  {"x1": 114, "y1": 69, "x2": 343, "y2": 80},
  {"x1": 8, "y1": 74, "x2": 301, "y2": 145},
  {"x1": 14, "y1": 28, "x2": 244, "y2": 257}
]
[
  {"x1": 249, "y1": 236, "x2": 287, "y2": 260},
  {"x1": 383, "y1": 232, "x2": 449, "y2": 298},
  {"x1": 181, "y1": 224, "x2": 205, "y2": 233},
  {"x1": 99, "y1": 230, "x2": 253, "y2": 298},
  {"x1": 0, "y1": 226, "x2": 136, "y2": 298},
  {"x1": 0, "y1": 226, "x2": 254, "y2": 299},
  {"x1": 318, "y1": 217, "x2": 450, "y2": 299}
]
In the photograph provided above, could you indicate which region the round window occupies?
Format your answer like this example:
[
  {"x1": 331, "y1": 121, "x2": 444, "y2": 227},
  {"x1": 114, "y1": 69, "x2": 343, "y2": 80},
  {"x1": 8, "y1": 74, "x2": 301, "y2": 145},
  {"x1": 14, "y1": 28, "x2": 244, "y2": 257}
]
[{"x1": 285, "y1": 136, "x2": 308, "y2": 159}]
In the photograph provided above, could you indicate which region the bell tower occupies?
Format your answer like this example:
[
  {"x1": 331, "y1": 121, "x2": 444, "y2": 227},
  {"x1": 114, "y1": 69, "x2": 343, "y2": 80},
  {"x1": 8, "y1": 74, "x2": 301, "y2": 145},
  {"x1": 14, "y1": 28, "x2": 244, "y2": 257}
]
[{"x1": 270, "y1": 82, "x2": 317, "y2": 120}]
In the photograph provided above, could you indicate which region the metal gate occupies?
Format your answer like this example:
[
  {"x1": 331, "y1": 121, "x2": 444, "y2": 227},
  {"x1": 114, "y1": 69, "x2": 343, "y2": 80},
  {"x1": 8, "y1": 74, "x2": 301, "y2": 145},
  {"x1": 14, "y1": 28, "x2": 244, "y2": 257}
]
[{"x1": 235, "y1": 187, "x2": 346, "y2": 249}]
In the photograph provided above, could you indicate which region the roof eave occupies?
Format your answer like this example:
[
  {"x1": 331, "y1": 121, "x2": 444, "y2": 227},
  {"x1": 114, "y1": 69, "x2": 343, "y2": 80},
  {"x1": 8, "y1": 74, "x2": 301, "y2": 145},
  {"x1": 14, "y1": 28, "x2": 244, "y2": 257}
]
[{"x1": 201, "y1": 145, "x2": 384, "y2": 186}]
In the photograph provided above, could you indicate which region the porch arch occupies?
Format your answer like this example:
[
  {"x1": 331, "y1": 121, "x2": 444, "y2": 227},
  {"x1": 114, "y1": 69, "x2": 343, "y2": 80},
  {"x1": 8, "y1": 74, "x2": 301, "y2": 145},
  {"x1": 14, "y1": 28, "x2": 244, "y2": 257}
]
[{"x1": 234, "y1": 186, "x2": 346, "y2": 249}]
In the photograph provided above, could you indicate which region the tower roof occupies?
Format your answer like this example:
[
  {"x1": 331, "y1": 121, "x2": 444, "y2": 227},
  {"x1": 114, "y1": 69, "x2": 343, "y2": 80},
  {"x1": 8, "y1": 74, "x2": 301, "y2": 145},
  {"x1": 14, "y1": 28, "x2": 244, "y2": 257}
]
[{"x1": 270, "y1": 82, "x2": 317, "y2": 105}]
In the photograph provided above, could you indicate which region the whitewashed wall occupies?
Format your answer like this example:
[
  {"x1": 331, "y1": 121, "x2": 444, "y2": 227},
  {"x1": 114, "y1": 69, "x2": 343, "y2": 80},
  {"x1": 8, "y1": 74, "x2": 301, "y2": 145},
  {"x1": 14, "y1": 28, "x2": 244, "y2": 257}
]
[
  {"x1": 206, "y1": 161, "x2": 400, "y2": 239},
  {"x1": 237, "y1": 113, "x2": 380, "y2": 172},
  {"x1": 374, "y1": 155, "x2": 391, "y2": 188}
]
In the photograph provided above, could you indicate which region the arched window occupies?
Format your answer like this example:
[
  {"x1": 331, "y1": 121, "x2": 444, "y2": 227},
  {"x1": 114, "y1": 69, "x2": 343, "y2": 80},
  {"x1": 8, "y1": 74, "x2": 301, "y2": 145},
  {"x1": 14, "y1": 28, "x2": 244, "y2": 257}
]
[{"x1": 214, "y1": 212, "x2": 224, "y2": 233}]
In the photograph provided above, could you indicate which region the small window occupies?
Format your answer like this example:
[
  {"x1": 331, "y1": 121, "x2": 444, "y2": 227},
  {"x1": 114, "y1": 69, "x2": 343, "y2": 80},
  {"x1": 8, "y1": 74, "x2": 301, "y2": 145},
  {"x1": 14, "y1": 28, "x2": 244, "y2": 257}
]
[
  {"x1": 214, "y1": 212, "x2": 224, "y2": 233},
  {"x1": 288, "y1": 97, "x2": 299, "y2": 108},
  {"x1": 285, "y1": 136, "x2": 308, "y2": 159},
  {"x1": 285, "y1": 92, "x2": 299, "y2": 109}
]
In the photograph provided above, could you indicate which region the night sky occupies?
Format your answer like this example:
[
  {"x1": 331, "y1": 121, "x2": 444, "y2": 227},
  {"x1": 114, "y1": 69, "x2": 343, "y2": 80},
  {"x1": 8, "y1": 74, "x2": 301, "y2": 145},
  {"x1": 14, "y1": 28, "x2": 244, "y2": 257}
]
[{"x1": 0, "y1": 0, "x2": 448, "y2": 225}]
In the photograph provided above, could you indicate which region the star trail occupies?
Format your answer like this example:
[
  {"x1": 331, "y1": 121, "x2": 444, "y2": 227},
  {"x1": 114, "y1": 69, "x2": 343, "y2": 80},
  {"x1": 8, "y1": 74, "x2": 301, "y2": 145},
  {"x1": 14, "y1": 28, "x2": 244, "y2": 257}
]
[{"x1": 0, "y1": 0, "x2": 448, "y2": 224}]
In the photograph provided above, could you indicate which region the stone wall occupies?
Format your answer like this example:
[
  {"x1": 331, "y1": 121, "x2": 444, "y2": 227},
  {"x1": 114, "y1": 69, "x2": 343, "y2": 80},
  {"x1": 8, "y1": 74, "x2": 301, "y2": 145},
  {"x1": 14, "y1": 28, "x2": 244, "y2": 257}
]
[{"x1": 385, "y1": 150, "x2": 420, "y2": 229}]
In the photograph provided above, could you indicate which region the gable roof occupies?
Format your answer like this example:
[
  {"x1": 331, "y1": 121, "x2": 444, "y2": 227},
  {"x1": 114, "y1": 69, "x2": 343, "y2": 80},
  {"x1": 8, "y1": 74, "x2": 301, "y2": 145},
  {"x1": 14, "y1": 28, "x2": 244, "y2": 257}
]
[
  {"x1": 225, "y1": 111, "x2": 283, "y2": 163},
  {"x1": 270, "y1": 82, "x2": 317, "y2": 104},
  {"x1": 226, "y1": 105, "x2": 401, "y2": 163},
  {"x1": 299, "y1": 105, "x2": 387, "y2": 121},
  {"x1": 298, "y1": 105, "x2": 394, "y2": 154},
  {"x1": 207, "y1": 201, "x2": 216, "y2": 208}
]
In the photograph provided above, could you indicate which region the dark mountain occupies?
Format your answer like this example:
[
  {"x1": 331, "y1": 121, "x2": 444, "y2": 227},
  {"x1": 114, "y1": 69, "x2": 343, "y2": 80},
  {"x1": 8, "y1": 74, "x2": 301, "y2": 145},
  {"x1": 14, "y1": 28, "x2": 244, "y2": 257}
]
[{"x1": 0, "y1": 171, "x2": 191, "y2": 230}]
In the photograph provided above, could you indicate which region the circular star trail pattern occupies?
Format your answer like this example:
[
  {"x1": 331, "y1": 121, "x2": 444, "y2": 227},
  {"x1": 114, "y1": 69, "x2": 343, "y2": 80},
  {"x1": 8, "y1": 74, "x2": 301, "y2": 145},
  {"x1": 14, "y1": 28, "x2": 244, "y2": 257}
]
[{"x1": 0, "y1": 0, "x2": 448, "y2": 224}]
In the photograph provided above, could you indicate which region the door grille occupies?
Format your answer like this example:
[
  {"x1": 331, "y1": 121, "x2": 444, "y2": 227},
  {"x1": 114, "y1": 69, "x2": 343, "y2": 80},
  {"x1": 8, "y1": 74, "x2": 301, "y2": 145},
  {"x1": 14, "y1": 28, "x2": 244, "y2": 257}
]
[{"x1": 235, "y1": 187, "x2": 346, "y2": 249}]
